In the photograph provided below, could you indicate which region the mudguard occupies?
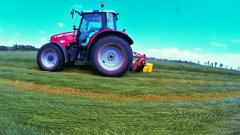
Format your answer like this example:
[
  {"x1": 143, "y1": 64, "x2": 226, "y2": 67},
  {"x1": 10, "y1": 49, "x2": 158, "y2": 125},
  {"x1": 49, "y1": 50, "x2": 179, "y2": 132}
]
[
  {"x1": 51, "y1": 41, "x2": 69, "y2": 63},
  {"x1": 87, "y1": 29, "x2": 134, "y2": 49}
]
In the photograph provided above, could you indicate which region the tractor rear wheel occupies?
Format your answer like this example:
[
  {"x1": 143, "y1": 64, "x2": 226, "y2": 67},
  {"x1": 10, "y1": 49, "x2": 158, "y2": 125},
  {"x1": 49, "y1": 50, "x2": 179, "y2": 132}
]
[
  {"x1": 91, "y1": 36, "x2": 133, "y2": 77},
  {"x1": 37, "y1": 43, "x2": 64, "y2": 72}
]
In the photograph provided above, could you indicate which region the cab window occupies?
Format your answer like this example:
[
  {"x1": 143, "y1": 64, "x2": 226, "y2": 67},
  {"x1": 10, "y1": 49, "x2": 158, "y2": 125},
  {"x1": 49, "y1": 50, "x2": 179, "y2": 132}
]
[
  {"x1": 79, "y1": 13, "x2": 103, "y2": 45},
  {"x1": 106, "y1": 13, "x2": 117, "y2": 30}
]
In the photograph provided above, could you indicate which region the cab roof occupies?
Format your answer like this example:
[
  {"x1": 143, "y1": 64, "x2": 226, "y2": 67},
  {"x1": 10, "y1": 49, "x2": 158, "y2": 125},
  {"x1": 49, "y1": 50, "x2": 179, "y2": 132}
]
[{"x1": 82, "y1": 10, "x2": 118, "y2": 15}]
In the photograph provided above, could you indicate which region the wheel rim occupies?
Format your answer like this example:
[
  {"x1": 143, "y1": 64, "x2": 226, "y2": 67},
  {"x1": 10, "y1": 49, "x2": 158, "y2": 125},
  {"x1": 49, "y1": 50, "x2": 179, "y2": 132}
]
[
  {"x1": 41, "y1": 49, "x2": 58, "y2": 68},
  {"x1": 98, "y1": 44, "x2": 125, "y2": 71}
]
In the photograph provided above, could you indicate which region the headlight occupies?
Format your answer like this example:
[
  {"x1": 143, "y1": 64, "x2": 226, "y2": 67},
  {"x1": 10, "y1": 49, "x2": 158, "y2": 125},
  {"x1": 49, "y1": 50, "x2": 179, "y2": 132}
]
[{"x1": 60, "y1": 40, "x2": 65, "y2": 43}]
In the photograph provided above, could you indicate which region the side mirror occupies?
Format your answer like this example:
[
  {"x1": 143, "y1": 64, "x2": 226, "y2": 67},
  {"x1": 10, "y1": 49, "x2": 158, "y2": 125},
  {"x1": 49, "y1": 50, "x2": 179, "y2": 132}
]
[{"x1": 73, "y1": 25, "x2": 78, "y2": 30}]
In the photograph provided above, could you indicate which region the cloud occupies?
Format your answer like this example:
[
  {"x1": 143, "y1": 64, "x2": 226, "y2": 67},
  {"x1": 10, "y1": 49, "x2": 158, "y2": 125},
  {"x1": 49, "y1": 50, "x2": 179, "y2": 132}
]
[
  {"x1": 15, "y1": 33, "x2": 21, "y2": 36},
  {"x1": 147, "y1": 49, "x2": 161, "y2": 53},
  {"x1": 148, "y1": 48, "x2": 198, "y2": 61},
  {"x1": 40, "y1": 37, "x2": 47, "y2": 42},
  {"x1": 38, "y1": 30, "x2": 45, "y2": 34},
  {"x1": 73, "y1": 4, "x2": 82, "y2": 9},
  {"x1": 0, "y1": 39, "x2": 30, "y2": 46},
  {"x1": 209, "y1": 36, "x2": 217, "y2": 40},
  {"x1": 195, "y1": 48, "x2": 202, "y2": 51},
  {"x1": 230, "y1": 39, "x2": 240, "y2": 44},
  {"x1": 210, "y1": 42, "x2": 227, "y2": 47},
  {"x1": 146, "y1": 48, "x2": 240, "y2": 69},
  {"x1": 0, "y1": 41, "x2": 6, "y2": 45},
  {"x1": 58, "y1": 22, "x2": 64, "y2": 27}
]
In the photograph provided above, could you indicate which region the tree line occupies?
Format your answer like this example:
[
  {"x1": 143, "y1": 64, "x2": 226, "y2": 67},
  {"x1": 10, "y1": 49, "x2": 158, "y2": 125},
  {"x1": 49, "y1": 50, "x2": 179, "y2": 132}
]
[
  {"x1": 0, "y1": 44, "x2": 38, "y2": 51},
  {"x1": 147, "y1": 57, "x2": 240, "y2": 71}
]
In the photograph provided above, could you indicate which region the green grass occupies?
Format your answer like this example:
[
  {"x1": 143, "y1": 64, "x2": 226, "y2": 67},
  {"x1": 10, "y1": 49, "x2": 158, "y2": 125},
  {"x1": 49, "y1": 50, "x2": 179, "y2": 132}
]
[{"x1": 0, "y1": 51, "x2": 240, "y2": 135}]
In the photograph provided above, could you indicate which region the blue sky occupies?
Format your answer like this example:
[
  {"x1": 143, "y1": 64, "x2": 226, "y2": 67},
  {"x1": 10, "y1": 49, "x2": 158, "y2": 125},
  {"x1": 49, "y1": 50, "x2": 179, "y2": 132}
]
[{"x1": 0, "y1": 0, "x2": 240, "y2": 68}]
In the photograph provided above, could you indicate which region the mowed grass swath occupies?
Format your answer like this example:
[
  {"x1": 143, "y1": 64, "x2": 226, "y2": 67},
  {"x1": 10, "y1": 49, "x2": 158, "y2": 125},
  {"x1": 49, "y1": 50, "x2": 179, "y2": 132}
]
[{"x1": 0, "y1": 51, "x2": 240, "y2": 135}]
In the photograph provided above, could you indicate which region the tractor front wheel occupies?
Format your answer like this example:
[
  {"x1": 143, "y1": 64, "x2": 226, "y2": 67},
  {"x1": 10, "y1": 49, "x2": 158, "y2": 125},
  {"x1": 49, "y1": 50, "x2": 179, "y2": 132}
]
[
  {"x1": 37, "y1": 43, "x2": 64, "y2": 72},
  {"x1": 91, "y1": 36, "x2": 133, "y2": 77}
]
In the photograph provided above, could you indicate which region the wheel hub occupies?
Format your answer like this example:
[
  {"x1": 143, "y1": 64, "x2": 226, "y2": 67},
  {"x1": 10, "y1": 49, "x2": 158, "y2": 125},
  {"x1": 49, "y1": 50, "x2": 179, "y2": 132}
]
[
  {"x1": 48, "y1": 55, "x2": 54, "y2": 62},
  {"x1": 107, "y1": 52, "x2": 116, "y2": 61}
]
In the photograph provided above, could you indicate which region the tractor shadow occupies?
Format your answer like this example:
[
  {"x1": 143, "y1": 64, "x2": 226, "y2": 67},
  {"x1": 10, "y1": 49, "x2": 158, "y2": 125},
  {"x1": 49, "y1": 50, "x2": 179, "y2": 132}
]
[
  {"x1": 28, "y1": 64, "x2": 95, "y2": 76},
  {"x1": 62, "y1": 64, "x2": 95, "y2": 75}
]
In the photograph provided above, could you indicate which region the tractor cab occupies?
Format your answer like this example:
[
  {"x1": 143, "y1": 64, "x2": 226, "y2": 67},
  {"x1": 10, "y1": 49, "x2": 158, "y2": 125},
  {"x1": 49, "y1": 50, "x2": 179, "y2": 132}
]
[{"x1": 72, "y1": 10, "x2": 118, "y2": 46}]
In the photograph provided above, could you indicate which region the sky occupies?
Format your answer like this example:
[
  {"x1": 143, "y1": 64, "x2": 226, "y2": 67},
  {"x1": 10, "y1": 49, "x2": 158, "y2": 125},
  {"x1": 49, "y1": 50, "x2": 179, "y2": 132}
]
[{"x1": 0, "y1": 0, "x2": 240, "y2": 69}]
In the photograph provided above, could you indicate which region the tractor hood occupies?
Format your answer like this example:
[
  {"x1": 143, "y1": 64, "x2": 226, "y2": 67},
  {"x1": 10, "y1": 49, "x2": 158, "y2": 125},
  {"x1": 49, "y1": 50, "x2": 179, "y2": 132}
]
[{"x1": 51, "y1": 31, "x2": 77, "y2": 47}]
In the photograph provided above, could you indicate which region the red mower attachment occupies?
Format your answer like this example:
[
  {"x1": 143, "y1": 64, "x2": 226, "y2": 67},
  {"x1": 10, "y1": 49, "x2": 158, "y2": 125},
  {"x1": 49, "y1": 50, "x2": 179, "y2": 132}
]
[{"x1": 131, "y1": 51, "x2": 147, "y2": 72}]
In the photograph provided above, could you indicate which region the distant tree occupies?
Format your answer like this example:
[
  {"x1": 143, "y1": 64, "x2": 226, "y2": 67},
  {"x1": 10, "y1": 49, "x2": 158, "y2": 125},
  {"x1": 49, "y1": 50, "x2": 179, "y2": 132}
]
[
  {"x1": 198, "y1": 61, "x2": 200, "y2": 65},
  {"x1": 0, "y1": 46, "x2": 8, "y2": 51},
  {"x1": 207, "y1": 61, "x2": 210, "y2": 66},
  {"x1": 11, "y1": 44, "x2": 37, "y2": 51},
  {"x1": 220, "y1": 63, "x2": 223, "y2": 68},
  {"x1": 214, "y1": 62, "x2": 217, "y2": 67}
]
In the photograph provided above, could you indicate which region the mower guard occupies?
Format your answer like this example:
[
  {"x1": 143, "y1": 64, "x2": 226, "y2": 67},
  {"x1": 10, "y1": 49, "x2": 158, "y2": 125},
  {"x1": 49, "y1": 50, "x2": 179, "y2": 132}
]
[{"x1": 132, "y1": 51, "x2": 147, "y2": 72}]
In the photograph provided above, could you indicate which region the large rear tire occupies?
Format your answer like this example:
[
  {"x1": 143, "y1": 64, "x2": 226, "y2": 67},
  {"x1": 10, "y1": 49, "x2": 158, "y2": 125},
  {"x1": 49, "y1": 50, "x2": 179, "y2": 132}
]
[
  {"x1": 91, "y1": 36, "x2": 133, "y2": 77},
  {"x1": 37, "y1": 43, "x2": 64, "y2": 72}
]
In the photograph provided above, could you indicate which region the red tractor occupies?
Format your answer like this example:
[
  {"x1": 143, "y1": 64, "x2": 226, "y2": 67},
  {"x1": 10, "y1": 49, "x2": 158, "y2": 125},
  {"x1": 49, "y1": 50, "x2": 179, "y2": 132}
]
[{"x1": 37, "y1": 7, "x2": 146, "y2": 77}]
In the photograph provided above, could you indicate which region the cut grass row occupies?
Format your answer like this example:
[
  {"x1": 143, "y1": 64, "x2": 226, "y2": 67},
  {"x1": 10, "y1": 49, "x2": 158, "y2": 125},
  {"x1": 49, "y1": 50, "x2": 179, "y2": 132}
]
[
  {"x1": 0, "y1": 64, "x2": 240, "y2": 96},
  {"x1": 1, "y1": 79, "x2": 240, "y2": 101}
]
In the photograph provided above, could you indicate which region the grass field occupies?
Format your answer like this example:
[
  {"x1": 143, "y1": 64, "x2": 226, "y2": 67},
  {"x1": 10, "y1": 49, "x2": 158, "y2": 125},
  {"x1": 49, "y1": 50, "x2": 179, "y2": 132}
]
[{"x1": 0, "y1": 51, "x2": 240, "y2": 135}]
